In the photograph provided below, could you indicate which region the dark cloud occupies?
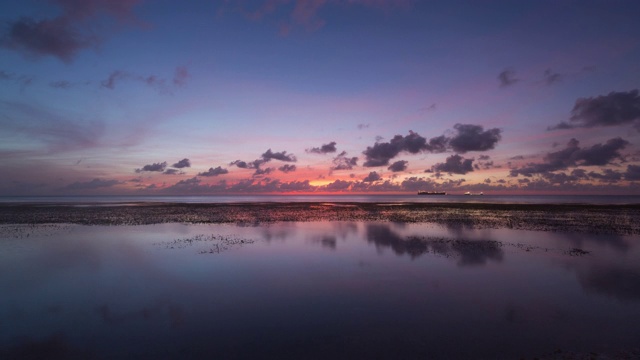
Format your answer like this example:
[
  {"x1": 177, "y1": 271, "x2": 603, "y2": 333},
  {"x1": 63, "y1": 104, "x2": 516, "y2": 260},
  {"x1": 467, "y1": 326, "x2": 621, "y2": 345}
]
[
  {"x1": 449, "y1": 124, "x2": 502, "y2": 154},
  {"x1": 573, "y1": 137, "x2": 629, "y2": 166},
  {"x1": 510, "y1": 138, "x2": 629, "y2": 177},
  {"x1": 478, "y1": 155, "x2": 491, "y2": 160},
  {"x1": 357, "y1": 123, "x2": 370, "y2": 130},
  {"x1": 541, "y1": 171, "x2": 580, "y2": 185},
  {"x1": 1, "y1": 17, "x2": 96, "y2": 63},
  {"x1": 549, "y1": 89, "x2": 640, "y2": 131},
  {"x1": 432, "y1": 154, "x2": 474, "y2": 174},
  {"x1": 1, "y1": 0, "x2": 141, "y2": 62},
  {"x1": 172, "y1": 158, "x2": 191, "y2": 168},
  {"x1": 253, "y1": 167, "x2": 273, "y2": 177},
  {"x1": 625, "y1": 165, "x2": 640, "y2": 181},
  {"x1": 388, "y1": 160, "x2": 408, "y2": 172},
  {"x1": 363, "y1": 130, "x2": 430, "y2": 167},
  {"x1": 331, "y1": 151, "x2": 358, "y2": 171},
  {"x1": 261, "y1": 149, "x2": 297, "y2": 162},
  {"x1": 163, "y1": 169, "x2": 183, "y2": 175},
  {"x1": 543, "y1": 68, "x2": 562, "y2": 85},
  {"x1": 278, "y1": 164, "x2": 296, "y2": 173},
  {"x1": 306, "y1": 141, "x2": 337, "y2": 154},
  {"x1": 427, "y1": 135, "x2": 449, "y2": 153},
  {"x1": 279, "y1": 180, "x2": 311, "y2": 191},
  {"x1": 587, "y1": 169, "x2": 622, "y2": 182},
  {"x1": 64, "y1": 178, "x2": 120, "y2": 190},
  {"x1": 325, "y1": 179, "x2": 352, "y2": 190},
  {"x1": 230, "y1": 160, "x2": 249, "y2": 169},
  {"x1": 163, "y1": 177, "x2": 227, "y2": 194},
  {"x1": 198, "y1": 166, "x2": 229, "y2": 177},
  {"x1": 363, "y1": 171, "x2": 382, "y2": 182},
  {"x1": 230, "y1": 159, "x2": 266, "y2": 169},
  {"x1": 135, "y1": 162, "x2": 167, "y2": 173},
  {"x1": 498, "y1": 68, "x2": 518, "y2": 87},
  {"x1": 400, "y1": 177, "x2": 437, "y2": 191}
]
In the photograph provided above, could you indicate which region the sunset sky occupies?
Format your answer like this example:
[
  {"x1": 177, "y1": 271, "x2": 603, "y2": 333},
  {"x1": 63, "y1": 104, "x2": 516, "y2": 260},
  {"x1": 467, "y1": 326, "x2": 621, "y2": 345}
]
[{"x1": 1, "y1": 0, "x2": 640, "y2": 195}]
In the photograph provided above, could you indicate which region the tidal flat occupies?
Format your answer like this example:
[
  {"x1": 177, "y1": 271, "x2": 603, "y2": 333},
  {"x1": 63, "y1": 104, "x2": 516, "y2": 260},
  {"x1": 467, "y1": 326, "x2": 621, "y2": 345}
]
[{"x1": 1, "y1": 203, "x2": 639, "y2": 359}]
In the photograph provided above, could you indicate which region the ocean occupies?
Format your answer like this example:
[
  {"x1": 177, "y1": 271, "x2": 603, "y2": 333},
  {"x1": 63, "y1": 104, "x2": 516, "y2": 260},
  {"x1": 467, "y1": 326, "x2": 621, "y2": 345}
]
[{"x1": 2, "y1": 194, "x2": 640, "y2": 204}]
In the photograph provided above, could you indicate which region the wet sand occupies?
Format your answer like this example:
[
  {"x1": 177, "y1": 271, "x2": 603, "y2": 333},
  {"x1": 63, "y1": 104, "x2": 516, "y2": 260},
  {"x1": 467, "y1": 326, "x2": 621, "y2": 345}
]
[{"x1": 1, "y1": 202, "x2": 639, "y2": 235}]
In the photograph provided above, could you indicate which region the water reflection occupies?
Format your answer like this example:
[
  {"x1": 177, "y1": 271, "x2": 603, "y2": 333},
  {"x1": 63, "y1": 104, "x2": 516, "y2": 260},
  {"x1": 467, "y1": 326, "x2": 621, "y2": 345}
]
[
  {"x1": 578, "y1": 265, "x2": 640, "y2": 302},
  {"x1": 365, "y1": 223, "x2": 504, "y2": 266},
  {"x1": 1, "y1": 222, "x2": 639, "y2": 359}
]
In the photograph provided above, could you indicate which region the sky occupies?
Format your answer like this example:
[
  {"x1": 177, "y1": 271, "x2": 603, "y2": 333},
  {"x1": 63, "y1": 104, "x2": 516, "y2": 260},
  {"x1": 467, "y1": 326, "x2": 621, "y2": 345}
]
[{"x1": 1, "y1": 0, "x2": 640, "y2": 196}]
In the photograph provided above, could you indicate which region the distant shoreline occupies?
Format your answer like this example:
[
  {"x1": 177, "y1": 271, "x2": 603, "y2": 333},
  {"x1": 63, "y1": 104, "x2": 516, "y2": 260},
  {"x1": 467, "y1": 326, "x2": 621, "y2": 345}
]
[{"x1": 1, "y1": 202, "x2": 639, "y2": 235}]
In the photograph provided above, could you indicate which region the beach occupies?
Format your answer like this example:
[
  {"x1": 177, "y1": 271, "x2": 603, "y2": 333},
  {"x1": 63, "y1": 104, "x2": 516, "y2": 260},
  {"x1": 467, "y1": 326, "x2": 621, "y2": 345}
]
[
  {"x1": 1, "y1": 202, "x2": 639, "y2": 359},
  {"x1": 1, "y1": 202, "x2": 639, "y2": 235}
]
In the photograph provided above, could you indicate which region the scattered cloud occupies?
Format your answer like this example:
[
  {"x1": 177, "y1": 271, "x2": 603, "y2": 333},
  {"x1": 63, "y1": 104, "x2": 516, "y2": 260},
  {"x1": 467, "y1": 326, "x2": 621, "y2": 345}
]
[
  {"x1": 448, "y1": 123, "x2": 502, "y2": 154},
  {"x1": 331, "y1": 151, "x2": 358, "y2": 171},
  {"x1": 253, "y1": 167, "x2": 274, "y2": 177},
  {"x1": 261, "y1": 148, "x2": 297, "y2": 162},
  {"x1": 232, "y1": 0, "x2": 413, "y2": 35},
  {"x1": 587, "y1": 169, "x2": 622, "y2": 182},
  {"x1": 135, "y1": 162, "x2": 167, "y2": 173},
  {"x1": 543, "y1": 68, "x2": 562, "y2": 85},
  {"x1": 64, "y1": 178, "x2": 121, "y2": 190},
  {"x1": 510, "y1": 137, "x2": 629, "y2": 177},
  {"x1": 498, "y1": 68, "x2": 518, "y2": 87},
  {"x1": 363, "y1": 130, "x2": 429, "y2": 167},
  {"x1": 625, "y1": 165, "x2": 640, "y2": 181},
  {"x1": 1, "y1": 0, "x2": 142, "y2": 62},
  {"x1": 549, "y1": 89, "x2": 640, "y2": 132},
  {"x1": 306, "y1": 141, "x2": 337, "y2": 154},
  {"x1": 363, "y1": 171, "x2": 382, "y2": 182},
  {"x1": 172, "y1": 158, "x2": 191, "y2": 168},
  {"x1": 357, "y1": 123, "x2": 370, "y2": 130},
  {"x1": 198, "y1": 166, "x2": 229, "y2": 177},
  {"x1": 278, "y1": 164, "x2": 297, "y2": 173},
  {"x1": 432, "y1": 154, "x2": 474, "y2": 175},
  {"x1": 163, "y1": 169, "x2": 183, "y2": 175},
  {"x1": 388, "y1": 160, "x2": 408, "y2": 172},
  {"x1": 173, "y1": 66, "x2": 189, "y2": 86},
  {"x1": 101, "y1": 67, "x2": 189, "y2": 93},
  {"x1": 0, "y1": 69, "x2": 34, "y2": 87}
]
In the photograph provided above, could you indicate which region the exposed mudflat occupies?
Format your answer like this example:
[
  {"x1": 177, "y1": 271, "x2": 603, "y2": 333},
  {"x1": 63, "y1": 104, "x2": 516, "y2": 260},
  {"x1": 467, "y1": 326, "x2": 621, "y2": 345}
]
[{"x1": 1, "y1": 202, "x2": 639, "y2": 235}]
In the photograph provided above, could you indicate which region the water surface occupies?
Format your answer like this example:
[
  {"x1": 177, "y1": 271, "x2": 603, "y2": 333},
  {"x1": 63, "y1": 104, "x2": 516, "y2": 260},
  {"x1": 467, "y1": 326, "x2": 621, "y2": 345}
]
[{"x1": 1, "y1": 222, "x2": 639, "y2": 359}]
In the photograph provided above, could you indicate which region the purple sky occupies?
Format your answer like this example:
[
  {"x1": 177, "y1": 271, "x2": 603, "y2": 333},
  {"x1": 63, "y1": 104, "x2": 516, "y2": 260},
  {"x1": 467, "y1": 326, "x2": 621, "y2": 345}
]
[{"x1": 1, "y1": 0, "x2": 640, "y2": 195}]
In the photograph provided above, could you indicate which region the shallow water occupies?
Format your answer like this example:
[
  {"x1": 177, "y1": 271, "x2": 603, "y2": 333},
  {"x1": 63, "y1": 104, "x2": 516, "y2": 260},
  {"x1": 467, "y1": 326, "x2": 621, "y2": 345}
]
[{"x1": 1, "y1": 222, "x2": 639, "y2": 359}]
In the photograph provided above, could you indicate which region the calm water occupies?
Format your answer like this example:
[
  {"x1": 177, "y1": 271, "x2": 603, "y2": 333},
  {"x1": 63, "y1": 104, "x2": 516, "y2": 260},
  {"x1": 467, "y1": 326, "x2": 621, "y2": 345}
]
[
  {"x1": 2, "y1": 194, "x2": 640, "y2": 204},
  {"x1": 1, "y1": 221, "x2": 639, "y2": 359}
]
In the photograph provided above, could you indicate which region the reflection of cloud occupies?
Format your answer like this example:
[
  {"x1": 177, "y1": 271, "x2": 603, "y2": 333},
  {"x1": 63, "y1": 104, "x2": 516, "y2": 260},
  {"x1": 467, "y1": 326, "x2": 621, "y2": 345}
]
[
  {"x1": 577, "y1": 265, "x2": 640, "y2": 302},
  {"x1": 312, "y1": 235, "x2": 337, "y2": 250},
  {"x1": 561, "y1": 232, "x2": 629, "y2": 252},
  {"x1": 95, "y1": 302, "x2": 185, "y2": 328},
  {"x1": 0, "y1": 333, "x2": 93, "y2": 359},
  {"x1": 365, "y1": 224, "x2": 504, "y2": 266}
]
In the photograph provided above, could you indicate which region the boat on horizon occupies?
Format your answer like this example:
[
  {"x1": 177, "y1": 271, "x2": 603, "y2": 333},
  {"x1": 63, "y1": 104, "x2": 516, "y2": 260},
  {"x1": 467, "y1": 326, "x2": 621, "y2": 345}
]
[
  {"x1": 417, "y1": 191, "x2": 447, "y2": 195},
  {"x1": 464, "y1": 192, "x2": 484, "y2": 196}
]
